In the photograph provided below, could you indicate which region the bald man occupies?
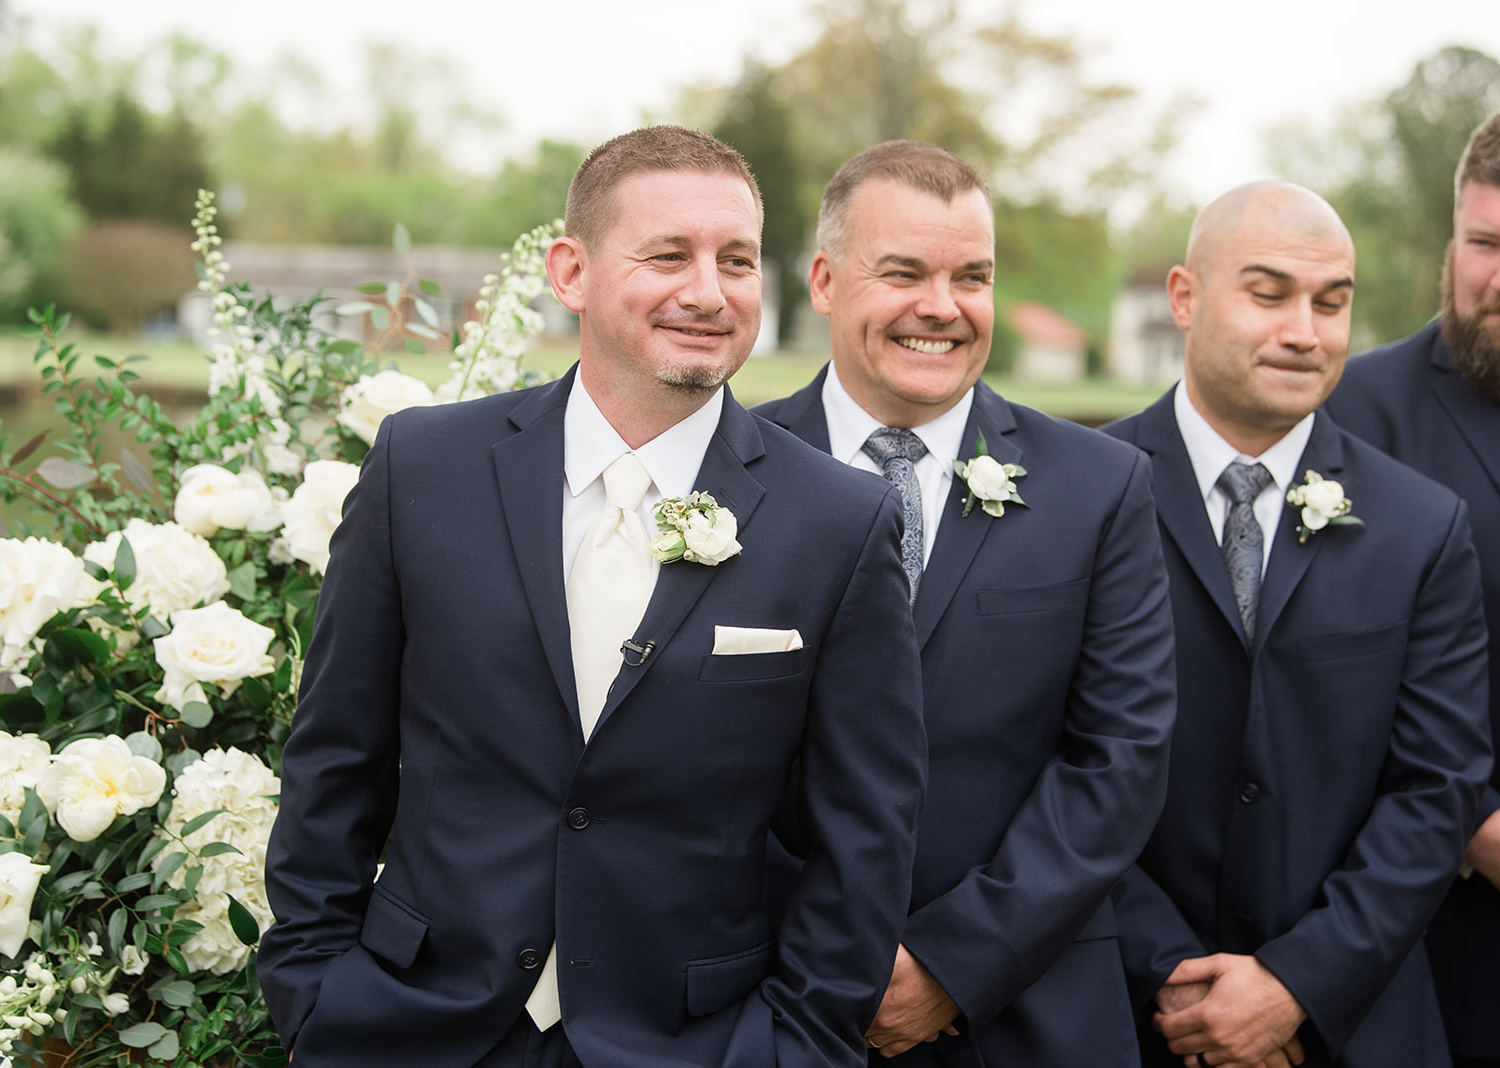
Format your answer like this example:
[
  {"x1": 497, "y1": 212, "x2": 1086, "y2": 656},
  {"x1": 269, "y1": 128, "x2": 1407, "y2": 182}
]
[{"x1": 1104, "y1": 181, "x2": 1492, "y2": 1068}]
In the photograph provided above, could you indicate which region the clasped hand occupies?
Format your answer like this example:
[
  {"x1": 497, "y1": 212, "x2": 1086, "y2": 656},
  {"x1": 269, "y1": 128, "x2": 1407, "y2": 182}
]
[{"x1": 1153, "y1": 953, "x2": 1307, "y2": 1068}]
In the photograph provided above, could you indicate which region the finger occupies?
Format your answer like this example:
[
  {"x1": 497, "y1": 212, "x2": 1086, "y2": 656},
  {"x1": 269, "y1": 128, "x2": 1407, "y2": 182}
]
[
  {"x1": 1284, "y1": 1035, "x2": 1305, "y2": 1065},
  {"x1": 1157, "y1": 1010, "x2": 1209, "y2": 1043},
  {"x1": 942, "y1": 1024, "x2": 960, "y2": 1036},
  {"x1": 879, "y1": 1038, "x2": 920, "y2": 1058},
  {"x1": 1165, "y1": 955, "x2": 1221, "y2": 985}
]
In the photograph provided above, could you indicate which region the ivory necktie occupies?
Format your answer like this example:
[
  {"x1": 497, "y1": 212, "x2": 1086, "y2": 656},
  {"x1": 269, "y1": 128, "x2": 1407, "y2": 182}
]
[
  {"x1": 1217, "y1": 460, "x2": 1273, "y2": 643},
  {"x1": 527, "y1": 453, "x2": 654, "y2": 1031},
  {"x1": 862, "y1": 427, "x2": 928, "y2": 604}
]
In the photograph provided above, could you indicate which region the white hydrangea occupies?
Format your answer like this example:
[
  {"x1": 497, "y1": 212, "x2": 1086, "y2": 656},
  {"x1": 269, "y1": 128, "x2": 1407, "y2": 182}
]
[
  {"x1": 79, "y1": 519, "x2": 230, "y2": 626},
  {"x1": 153, "y1": 748, "x2": 279, "y2": 974}
]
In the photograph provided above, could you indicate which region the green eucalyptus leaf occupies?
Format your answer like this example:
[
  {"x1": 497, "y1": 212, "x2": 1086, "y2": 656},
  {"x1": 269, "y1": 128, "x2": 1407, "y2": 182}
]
[
  {"x1": 335, "y1": 301, "x2": 376, "y2": 316},
  {"x1": 403, "y1": 338, "x2": 425, "y2": 356},
  {"x1": 107, "y1": 906, "x2": 127, "y2": 954},
  {"x1": 197, "y1": 841, "x2": 242, "y2": 859},
  {"x1": 153, "y1": 851, "x2": 188, "y2": 886},
  {"x1": 392, "y1": 222, "x2": 411, "y2": 255},
  {"x1": 125, "y1": 730, "x2": 163, "y2": 762},
  {"x1": 385, "y1": 281, "x2": 401, "y2": 309},
  {"x1": 148, "y1": 1030, "x2": 182, "y2": 1060},
  {"x1": 180, "y1": 701, "x2": 214, "y2": 728},
  {"x1": 117, "y1": 1021, "x2": 170, "y2": 1048},
  {"x1": 370, "y1": 305, "x2": 390, "y2": 331},
  {"x1": 227, "y1": 560, "x2": 258, "y2": 601},
  {"x1": 179, "y1": 809, "x2": 227, "y2": 837},
  {"x1": 82, "y1": 558, "x2": 109, "y2": 582},
  {"x1": 158, "y1": 979, "x2": 196, "y2": 1008},
  {"x1": 49, "y1": 627, "x2": 109, "y2": 665},
  {"x1": 418, "y1": 278, "x2": 442, "y2": 296},
  {"x1": 36, "y1": 457, "x2": 96, "y2": 489},
  {"x1": 135, "y1": 893, "x2": 186, "y2": 912},
  {"x1": 355, "y1": 282, "x2": 386, "y2": 294}
]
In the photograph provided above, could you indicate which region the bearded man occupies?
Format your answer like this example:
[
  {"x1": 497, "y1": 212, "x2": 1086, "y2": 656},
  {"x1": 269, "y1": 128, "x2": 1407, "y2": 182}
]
[{"x1": 1325, "y1": 109, "x2": 1500, "y2": 1068}]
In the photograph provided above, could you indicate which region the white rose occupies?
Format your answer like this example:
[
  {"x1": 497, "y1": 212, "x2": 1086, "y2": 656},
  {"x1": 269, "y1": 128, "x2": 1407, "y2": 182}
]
[
  {"x1": 961, "y1": 454, "x2": 1014, "y2": 500},
  {"x1": 0, "y1": 851, "x2": 49, "y2": 957},
  {"x1": 80, "y1": 519, "x2": 229, "y2": 624},
  {"x1": 336, "y1": 370, "x2": 434, "y2": 446},
  {"x1": 153, "y1": 602, "x2": 276, "y2": 711},
  {"x1": 280, "y1": 460, "x2": 361, "y2": 575},
  {"x1": 0, "y1": 731, "x2": 51, "y2": 829},
  {"x1": 681, "y1": 508, "x2": 742, "y2": 565},
  {"x1": 173, "y1": 465, "x2": 283, "y2": 538},
  {"x1": 0, "y1": 537, "x2": 84, "y2": 669},
  {"x1": 1301, "y1": 477, "x2": 1347, "y2": 518},
  {"x1": 35, "y1": 737, "x2": 166, "y2": 843}
]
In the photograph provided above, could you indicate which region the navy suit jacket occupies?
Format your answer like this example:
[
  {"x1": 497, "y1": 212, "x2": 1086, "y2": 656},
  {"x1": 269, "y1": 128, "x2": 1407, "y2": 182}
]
[
  {"x1": 757, "y1": 373, "x2": 1176, "y2": 1066},
  {"x1": 1106, "y1": 394, "x2": 1492, "y2": 1067},
  {"x1": 1327, "y1": 322, "x2": 1500, "y2": 1059},
  {"x1": 258, "y1": 369, "x2": 929, "y2": 1067}
]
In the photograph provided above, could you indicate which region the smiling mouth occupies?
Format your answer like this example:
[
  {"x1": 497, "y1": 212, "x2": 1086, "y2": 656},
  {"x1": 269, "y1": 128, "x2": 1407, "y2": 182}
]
[{"x1": 894, "y1": 337, "x2": 957, "y2": 355}]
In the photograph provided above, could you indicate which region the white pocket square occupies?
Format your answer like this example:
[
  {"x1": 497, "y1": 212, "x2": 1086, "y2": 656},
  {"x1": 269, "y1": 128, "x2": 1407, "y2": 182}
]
[{"x1": 713, "y1": 626, "x2": 804, "y2": 655}]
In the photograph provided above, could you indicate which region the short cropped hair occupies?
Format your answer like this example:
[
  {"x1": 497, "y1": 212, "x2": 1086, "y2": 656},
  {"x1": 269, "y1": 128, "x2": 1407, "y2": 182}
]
[
  {"x1": 1456, "y1": 111, "x2": 1500, "y2": 203},
  {"x1": 564, "y1": 126, "x2": 763, "y2": 251},
  {"x1": 816, "y1": 140, "x2": 992, "y2": 258}
]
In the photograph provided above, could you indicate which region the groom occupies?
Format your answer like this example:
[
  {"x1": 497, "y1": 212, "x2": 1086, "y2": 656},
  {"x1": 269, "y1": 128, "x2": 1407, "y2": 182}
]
[{"x1": 259, "y1": 126, "x2": 928, "y2": 1067}]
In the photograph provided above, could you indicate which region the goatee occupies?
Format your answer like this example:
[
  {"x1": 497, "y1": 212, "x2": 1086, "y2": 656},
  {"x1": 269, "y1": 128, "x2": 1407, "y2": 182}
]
[{"x1": 1441, "y1": 242, "x2": 1500, "y2": 405}]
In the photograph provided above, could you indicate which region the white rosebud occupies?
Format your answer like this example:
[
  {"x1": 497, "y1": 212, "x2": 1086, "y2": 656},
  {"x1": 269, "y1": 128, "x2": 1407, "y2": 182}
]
[
  {"x1": 0, "y1": 852, "x2": 49, "y2": 957},
  {"x1": 35, "y1": 736, "x2": 166, "y2": 843},
  {"x1": 1302, "y1": 478, "x2": 1347, "y2": 517},
  {"x1": 174, "y1": 464, "x2": 283, "y2": 538},
  {"x1": 961, "y1": 454, "x2": 1014, "y2": 501},
  {"x1": 280, "y1": 461, "x2": 361, "y2": 575},
  {"x1": 153, "y1": 601, "x2": 276, "y2": 712},
  {"x1": 100, "y1": 992, "x2": 130, "y2": 1016},
  {"x1": 336, "y1": 370, "x2": 435, "y2": 445}
]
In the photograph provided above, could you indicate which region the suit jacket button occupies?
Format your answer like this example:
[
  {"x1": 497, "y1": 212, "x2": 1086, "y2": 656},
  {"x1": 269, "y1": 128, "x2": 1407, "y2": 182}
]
[
  {"x1": 517, "y1": 948, "x2": 541, "y2": 970},
  {"x1": 1239, "y1": 782, "x2": 1261, "y2": 804},
  {"x1": 568, "y1": 807, "x2": 591, "y2": 829}
]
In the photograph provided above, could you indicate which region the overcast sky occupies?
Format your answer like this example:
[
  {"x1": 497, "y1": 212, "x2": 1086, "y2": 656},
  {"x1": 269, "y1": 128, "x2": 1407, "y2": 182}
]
[{"x1": 13, "y1": 0, "x2": 1500, "y2": 203}]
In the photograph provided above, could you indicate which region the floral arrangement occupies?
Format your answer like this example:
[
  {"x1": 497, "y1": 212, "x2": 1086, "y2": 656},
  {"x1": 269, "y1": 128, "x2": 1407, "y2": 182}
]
[
  {"x1": 648, "y1": 493, "x2": 742, "y2": 565},
  {"x1": 953, "y1": 432, "x2": 1027, "y2": 518},
  {"x1": 1285, "y1": 469, "x2": 1362, "y2": 544},
  {"x1": 0, "y1": 191, "x2": 558, "y2": 1066}
]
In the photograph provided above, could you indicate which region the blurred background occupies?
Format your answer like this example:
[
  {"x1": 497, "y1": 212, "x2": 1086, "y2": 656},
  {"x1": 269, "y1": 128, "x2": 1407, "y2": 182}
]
[{"x1": 2, "y1": 0, "x2": 1498, "y2": 418}]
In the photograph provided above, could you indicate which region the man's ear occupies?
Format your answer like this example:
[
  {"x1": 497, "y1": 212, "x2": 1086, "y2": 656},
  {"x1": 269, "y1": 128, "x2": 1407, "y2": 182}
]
[
  {"x1": 808, "y1": 251, "x2": 836, "y2": 316},
  {"x1": 1165, "y1": 265, "x2": 1197, "y2": 331},
  {"x1": 546, "y1": 237, "x2": 587, "y2": 313}
]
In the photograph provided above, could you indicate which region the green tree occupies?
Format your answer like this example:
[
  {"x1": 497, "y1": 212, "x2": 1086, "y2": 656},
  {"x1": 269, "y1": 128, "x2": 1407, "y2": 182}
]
[
  {"x1": 1268, "y1": 46, "x2": 1500, "y2": 346},
  {"x1": 0, "y1": 145, "x2": 83, "y2": 319},
  {"x1": 713, "y1": 63, "x2": 809, "y2": 347}
]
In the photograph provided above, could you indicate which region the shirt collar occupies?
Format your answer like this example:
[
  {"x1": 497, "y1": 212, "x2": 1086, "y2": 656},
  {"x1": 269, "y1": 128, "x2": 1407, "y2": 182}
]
[
  {"x1": 564, "y1": 378, "x2": 724, "y2": 500},
  {"x1": 1173, "y1": 379, "x2": 1314, "y2": 500},
  {"x1": 822, "y1": 361, "x2": 974, "y2": 472}
]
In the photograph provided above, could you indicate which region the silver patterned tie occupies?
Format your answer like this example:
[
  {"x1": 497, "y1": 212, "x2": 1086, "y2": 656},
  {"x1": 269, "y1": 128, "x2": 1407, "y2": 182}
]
[
  {"x1": 863, "y1": 428, "x2": 928, "y2": 604},
  {"x1": 1217, "y1": 460, "x2": 1273, "y2": 643}
]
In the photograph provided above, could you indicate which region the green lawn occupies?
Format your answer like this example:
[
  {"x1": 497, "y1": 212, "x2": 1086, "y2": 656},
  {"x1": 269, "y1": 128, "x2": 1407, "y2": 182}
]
[{"x1": 0, "y1": 329, "x2": 1164, "y2": 426}]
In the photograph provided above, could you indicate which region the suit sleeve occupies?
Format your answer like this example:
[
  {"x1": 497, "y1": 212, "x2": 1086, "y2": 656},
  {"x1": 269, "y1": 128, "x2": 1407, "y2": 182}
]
[
  {"x1": 739, "y1": 485, "x2": 928, "y2": 1067},
  {"x1": 257, "y1": 422, "x2": 405, "y2": 1046},
  {"x1": 899, "y1": 450, "x2": 1177, "y2": 1029},
  {"x1": 1111, "y1": 863, "x2": 1210, "y2": 1012},
  {"x1": 1255, "y1": 499, "x2": 1492, "y2": 1055}
]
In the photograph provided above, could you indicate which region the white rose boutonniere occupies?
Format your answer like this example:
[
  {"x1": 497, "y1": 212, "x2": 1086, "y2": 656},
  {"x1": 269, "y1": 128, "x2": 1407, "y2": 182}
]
[
  {"x1": 1285, "y1": 470, "x2": 1363, "y2": 544},
  {"x1": 649, "y1": 493, "x2": 742, "y2": 565},
  {"x1": 953, "y1": 432, "x2": 1028, "y2": 518}
]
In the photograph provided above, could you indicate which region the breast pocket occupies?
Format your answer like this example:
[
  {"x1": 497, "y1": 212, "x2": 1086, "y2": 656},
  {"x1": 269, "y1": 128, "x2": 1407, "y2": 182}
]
[
  {"x1": 975, "y1": 578, "x2": 1089, "y2": 616},
  {"x1": 698, "y1": 647, "x2": 813, "y2": 683}
]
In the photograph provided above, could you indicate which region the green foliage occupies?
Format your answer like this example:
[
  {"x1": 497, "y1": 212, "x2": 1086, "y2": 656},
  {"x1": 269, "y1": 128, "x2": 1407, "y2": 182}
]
[
  {"x1": 469, "y1": 140, "x2": 586, "y2": 248},
  {"x1": 1268, "y1": 46, "x2": 1500, "y2": 347},
  {"x1": 0, "y1": 147, "x2": 84, "y2": 322}
]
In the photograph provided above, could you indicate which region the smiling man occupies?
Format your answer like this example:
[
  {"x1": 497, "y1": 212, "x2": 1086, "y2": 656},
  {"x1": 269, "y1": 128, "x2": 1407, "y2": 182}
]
[
  {"x1": 1106, "y1": 180, "x2": 1492, "y2": 1068},
  {"x1": 1325, "y1": 110, "x2": 1500, "y2": 1068},
  {"x1": 758, "y1": 139, "x2": 1177, "y2": 1065},
  {"x1": 259, "y1": 126, "x2": 928, "y2": 1067}
]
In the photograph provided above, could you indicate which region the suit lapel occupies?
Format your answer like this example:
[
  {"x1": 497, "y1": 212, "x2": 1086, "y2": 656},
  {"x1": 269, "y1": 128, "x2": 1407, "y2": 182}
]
[
  {"x1": 1135, "y1": 393, "x2": 1248, "y2": 648},
  {"x1": 912, "y1": 383, "x2": 1018, "y2": 649},
  {"x1": 765, "y1": 367, "x2": 834, "y2": 453},
  {"x1": 1428, "y1": 334, "x2": 1500, "y2": 500},
  {"x1": 1254, "y1": 413, "x2": 1344, "y2": 655},
  {"x1": 491, "y1": 370, "x2": 582, "y2": 744},
  {"x1": 591, "y1": 391, "x2": 768, "y2": 735}
]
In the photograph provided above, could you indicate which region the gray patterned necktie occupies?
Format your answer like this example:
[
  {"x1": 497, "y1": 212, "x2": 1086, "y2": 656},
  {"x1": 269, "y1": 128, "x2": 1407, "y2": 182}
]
[
  {"x1": 1217, "y1": 460, "x2": 1273, "y2": 643},
  {"x1": 863, "y1": 427, "x2": 928, "y2": 604}
]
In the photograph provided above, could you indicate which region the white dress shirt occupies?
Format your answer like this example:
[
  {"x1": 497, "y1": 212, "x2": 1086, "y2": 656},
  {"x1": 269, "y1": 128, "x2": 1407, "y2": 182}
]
[
  {"x1": 821, "y1": 362, "x2": 974, "y2": 564},
  {"x1": 1173, "y1": 380, "x2": 1314, "y2": 577},
  {"x1": 561, "y1": 378, "x2": 724, "y2": 584}
]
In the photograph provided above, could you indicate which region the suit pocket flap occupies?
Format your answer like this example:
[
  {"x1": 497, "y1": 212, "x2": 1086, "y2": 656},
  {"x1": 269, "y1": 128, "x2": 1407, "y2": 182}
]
[
  {"x1": 975, "y1": 578, "x2": 1089, "y2": 616},
  {"x1": 698, "y1": 647, "x2": 812, "y2": 682},
  {"x1": 359, "y1": 885, "x2": 430, "y2": 969},
  {"x1": 685, "y1": 940, "x2": 774, "y2": 1017},
  {"x1": 1298, "y1": 620, "x2": 1409, "y2": 662}
]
